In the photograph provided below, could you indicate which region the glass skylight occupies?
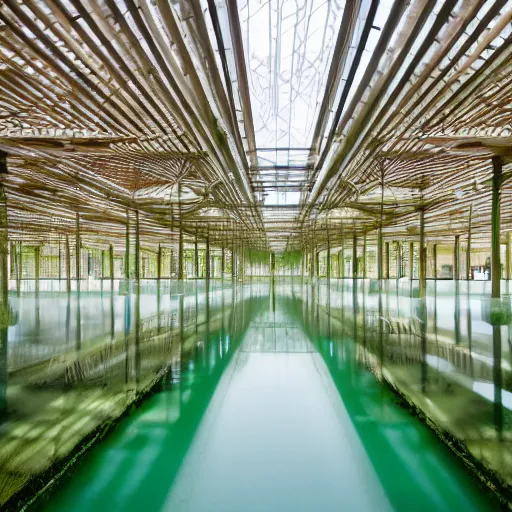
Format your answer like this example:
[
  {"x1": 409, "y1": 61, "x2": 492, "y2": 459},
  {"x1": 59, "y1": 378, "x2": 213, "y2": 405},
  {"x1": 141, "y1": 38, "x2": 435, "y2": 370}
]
[{"x1": 238, "y1": 0, "x2": 345, "y2": 148}]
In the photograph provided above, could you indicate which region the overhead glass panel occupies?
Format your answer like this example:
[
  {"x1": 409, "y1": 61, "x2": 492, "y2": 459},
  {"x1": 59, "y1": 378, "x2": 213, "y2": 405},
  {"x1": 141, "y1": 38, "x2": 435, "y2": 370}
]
[{"x1": 239, "y1": 0, "x2": 346, "y2": 148}]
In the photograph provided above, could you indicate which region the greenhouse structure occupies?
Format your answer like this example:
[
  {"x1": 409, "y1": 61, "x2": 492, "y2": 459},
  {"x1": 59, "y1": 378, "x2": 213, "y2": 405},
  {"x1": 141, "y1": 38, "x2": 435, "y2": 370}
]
[{"x1": 0, "y1": 0, "x2": 511, "y2": 510}]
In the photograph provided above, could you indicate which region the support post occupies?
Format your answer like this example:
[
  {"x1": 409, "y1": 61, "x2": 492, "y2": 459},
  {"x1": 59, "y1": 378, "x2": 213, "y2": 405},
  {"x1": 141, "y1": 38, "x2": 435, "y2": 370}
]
[
  {"x1": 363, "y1": 234, "x2": 367, "y2": 279},
  {"x1": 454, "y1": 235, "x2": 460, "y2": 281},
  {"x1": 352, "y1": 234, "x2": 357, "y2": 279},
  {"x1": 409, "y1": 242, "x2": 414, "y2": 279},
  {"x1": 124, "y1": 211, "x2": 130, "y2": 280},
  {"x1": 378, "y1": 160, "x2": 385, "y2": 282},
  {"x1": 16, "y1": 241, "x2": 22, "y2": 296},
  {"x1": 395, "y1": 241, "x2": 401, "y2": 279},
  {"x1": 419, "y1": 208, "x2": 426, "y2": 298},
  {"x1": 205, "y1": 232, "x2": 211, "y2": 281},
  {"x1": 76, "y1": 213, "x2": 81, "y2": 283},
  {"x1": 467, "y1": 205, "x2": 473, "y2": 280},
  {"x1": 177, "y1": 226, "x2": 183, "y2": 281},
  {"x1": 0, "y1": 184, "x2": 8, "y2": 417},
  {"x1": 109, "y1": 243, "x2": 115, "y2": 284},
  {"x1": 157, "y1": 244, "x2": 162, "y2": 280},
  {"x1": 177, "y1": 182, "x2": 183, "y2": 280},
  {"x1": 221, "y1": 245, "x2": 225, "y2": 280},
  {"x1": 65, "y1": 236, "x2": 71, "y2": 293},
  {"x1": 506, "y1": 232, "x2": 511, "y2": 281},
  {"x1": 385, "y1": 242, "x2": 390, "y2": 279},
  {"x1": 58, "y1": 241, "x2": 62, "y2": 281},
  {"x1": 340, "y1": 233, "x2": 345, "y2": 279},
  {"x1": 377, "y1": 230, "x2": 383, "y2": 280},
  {"x1": 34, "y1": 246, "x2": 40, "y2": 293},
  {"x1": 491, "y1": 156, "x2": 503, "y2": 298},
  {"x1": 194, "y1": 230, "x2": 199, "y2": 278},
  {"x1": 326, "y1": 238, "x2": 331, "y2": 281},
  {"x1": 231, "y1": 245, "x2": 236, "y2": 281},
  {"x1": 135, "y1": 210, "x2": 140, "y2": 282},
  {"x1": 240, "y1": 244, "x2": 245, "y2": 280},
  {"x1": 101, "y1": 250, "x2": 106, "y2": 279},
  {"x1": 178, "y1": 224, "x2": 184, "y2": 280},
  {"x1": 433, "y1": 243, "x2": 438, "y2": 280}
]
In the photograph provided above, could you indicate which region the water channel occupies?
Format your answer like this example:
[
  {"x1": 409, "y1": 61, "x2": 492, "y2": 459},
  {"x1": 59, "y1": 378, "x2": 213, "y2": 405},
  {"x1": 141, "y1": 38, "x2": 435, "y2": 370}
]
[{"x1": 0, "y1": 279, "x2": 510, "y2": 510}]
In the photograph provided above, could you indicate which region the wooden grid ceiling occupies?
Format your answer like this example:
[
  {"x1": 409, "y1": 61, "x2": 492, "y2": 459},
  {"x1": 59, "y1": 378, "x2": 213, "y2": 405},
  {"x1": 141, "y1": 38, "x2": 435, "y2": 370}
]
[{"x1": 0, "y1": 0, "x2": 510, "y2": 252}]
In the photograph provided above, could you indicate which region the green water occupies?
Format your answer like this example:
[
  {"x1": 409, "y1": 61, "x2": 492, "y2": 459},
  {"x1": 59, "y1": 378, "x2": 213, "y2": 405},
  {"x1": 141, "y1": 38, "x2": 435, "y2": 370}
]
[{"x1": 40, "y1": 285, "x2": 496, "y2": 511}]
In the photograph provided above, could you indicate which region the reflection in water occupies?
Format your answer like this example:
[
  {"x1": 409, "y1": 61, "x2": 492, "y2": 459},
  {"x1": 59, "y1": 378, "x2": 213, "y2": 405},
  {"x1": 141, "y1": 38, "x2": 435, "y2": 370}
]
[{"x1": 0, "y1": 279, "x2": 510, "y2": 510}]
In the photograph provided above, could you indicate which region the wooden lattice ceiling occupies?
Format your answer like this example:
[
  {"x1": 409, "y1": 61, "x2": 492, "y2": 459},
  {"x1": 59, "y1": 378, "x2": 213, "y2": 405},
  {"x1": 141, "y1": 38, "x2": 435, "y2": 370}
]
[{"x1": 0, "y1": 0, "x2": 510, "y2": 253}]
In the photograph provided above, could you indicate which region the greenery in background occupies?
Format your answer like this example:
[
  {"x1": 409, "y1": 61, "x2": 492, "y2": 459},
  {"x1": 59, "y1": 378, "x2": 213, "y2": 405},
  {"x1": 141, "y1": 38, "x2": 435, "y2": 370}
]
[
  {"x1": 245, "y1": 249, "x2": 270, "y2": 265},
  {"x1": 276, "y1": 250, "x2": 302, "y2": 268}
]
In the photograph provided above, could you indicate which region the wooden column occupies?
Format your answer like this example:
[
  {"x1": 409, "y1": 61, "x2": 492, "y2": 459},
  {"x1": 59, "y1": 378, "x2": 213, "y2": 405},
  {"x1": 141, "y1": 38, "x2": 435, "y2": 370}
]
[
  {"x1": 377, "y1": 230, "x2": 383, "y2": 280},
  {"x1": 409, "y1": 242, "x2": 414, "y2": 279},
  {"x1": 395, "y1": 241, "x2": 401, "y2": 279},
  {"x1": 157, "y1": 244, "x2": 162, "y2": 280},
  {"x1": 432, "y1": 243, "x2": 438, "y2": 280},
  {"x1": 340, "y1": 234, "x2": 345, "y2": 278},
  {"x1": 491, "y1": 156, "x2": 503, "y2": 298},
  {"x1": 419, "y1": 209, "x2": 426, "y2": 298},
  {"x1": 205, "y1": 233, "x2": 211, "y2": 281},
  {"x1": 75, "y1": 213, "x2": 81, "y2": 282},
  {"x1": 378, "y1": 160, "x2": 385, "y2": 281},
  {"x1": 506, "y1": 232, "x2": 511, "y2": 281},
  {"x1": 385, "y1": 241, "x2": 390, "y2": 279},
  {"x1": 109, "y1": 243, "x2": 115, "y2": 284},
  {"x1": 352, "y1": 234, "x2": 357, "y2": 279},
  {"x1": 221, "y1": 245, "x2": 225, "y2": 279},
  {"x1": 231, "y1": 245, "x2": 236, "y2": 280},
  {"x1": 194, "y1": 230, "x2": 199, "y2": 278},
  {"x1": 65, "y1": 236, "x2": 71, "y2": 293},
  {"x1": 467, "y1": 205, "x2": 472, "y2": 280},
  {"x1": 0, "y1": 184, "x2": 7, "y2": 416},
  {"x1": 326, "y1": 239, "x2": 331, "y2": 281},
  {"x1": 135, "y1": 210, "x2": 140, "y2": 282},
  {"x1": 454, "y1": 235, "x2": 460, "y2": 280},
  {"x1": 362, "y1": 234, "x2": 367, "y2": 279},
  {"x1": 177, "y1": 226, "x2": 184, "y2": 280},
  {"x1": 16, "y1": 241, "x2": 22, "y2": 296},
  {"x1": 101, "y1": 250, "x2": 105, "y2": 279},
  {"x1": 124, "y1": 211, "x2": 130, "y2": 280},
  {"x1": 34, "y1": 246, "x2": 40, "y2": 293},
  {"x1": 240, "y1": 244, "x2": 245, "y2": 280},
  {"x1": 58, "y1": 241, "x2": 62, "y2": 281}
]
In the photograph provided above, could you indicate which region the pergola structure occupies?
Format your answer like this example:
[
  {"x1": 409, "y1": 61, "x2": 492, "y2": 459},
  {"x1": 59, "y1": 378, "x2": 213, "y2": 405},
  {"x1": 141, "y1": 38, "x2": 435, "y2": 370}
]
[{"x1": 0, "y1": 0, "x2": 510, "y2": 291}]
